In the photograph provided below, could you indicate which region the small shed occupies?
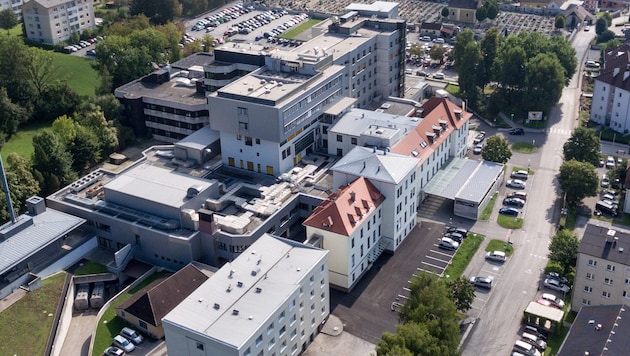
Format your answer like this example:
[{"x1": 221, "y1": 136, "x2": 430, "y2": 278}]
[{"x1": 523, "y1": 301, "x2": 565, "y2": 334}]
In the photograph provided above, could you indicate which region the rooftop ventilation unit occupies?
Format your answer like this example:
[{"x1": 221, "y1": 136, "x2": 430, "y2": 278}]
[
  {"x1": 213, "y1": 303, "x2": 220, "y2": 309},
  {"x1": 237, "y1": 281, "x2": 243, "y2": 288},
  {"x1": 232, "y1": 309, "x2": 239, "y2": 315},
  {"x1": 255, "y1": 287, "x2": 262, "y2": 293}
]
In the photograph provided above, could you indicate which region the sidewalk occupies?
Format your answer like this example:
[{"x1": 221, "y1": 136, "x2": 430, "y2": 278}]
[{"x1": 0, "y1": 288, "x2": 27, "y2": 313}]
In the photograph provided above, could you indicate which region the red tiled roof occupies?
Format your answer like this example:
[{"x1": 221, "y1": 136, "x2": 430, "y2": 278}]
[
  {"x1": 303, "y1": 176, "x2": 384, "y2": 236},
  {"x1": 391, "y1": 97, "x2": 471, "y2": 161}
]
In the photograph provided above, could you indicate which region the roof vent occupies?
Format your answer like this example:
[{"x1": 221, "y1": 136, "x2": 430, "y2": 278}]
[
  {"x1": 227, "y1": 284, "x2": 232, "y2": 292},
  {"x1": 237, "y1": 281, "x2": 243, "y2": 288},
  {"x1": 248, "y1": 315, "x2": 254, "y2": 320},
  {"x1": 229, "y1": 269, "x2": 235, "y2": 278},
  {"x1": 198, "y1": 298, "x2": 204, "y2": 303},
  {"x1": 260, "y1": 79, "x2": 267, "y2": 84},
  {"x1": 257, "y1": 258, "x2": 262, "y2": 265},
  {"x1": 619, "y1": 247, "x2": 624, "y2": 253},
  {"x1": 251, "y1": 266, "x2": 261, "y2": 276},
  {"x1": 596, "y1": 324, "x2": 602, "y2": 331},
  {"x1": 256, "y1": 287, "x2": 262, "y2": 293},
  {"x1": 248, "y1": 86, "x2": 254, "y2": 91},
  {"x1": 213, "y1": 303, "x2": 220, "y2": 309},
  {"x1": 232, "y1": 309, "x2": 239, "y2": 315}
]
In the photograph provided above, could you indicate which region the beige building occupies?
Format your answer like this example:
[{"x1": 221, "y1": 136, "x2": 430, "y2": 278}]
[
  {"x1": 572, "y1": 224, "x2": 630, "y2": 312},
  {"x1": 22, "y1": 0, "x2": 95, "y2": 44}
]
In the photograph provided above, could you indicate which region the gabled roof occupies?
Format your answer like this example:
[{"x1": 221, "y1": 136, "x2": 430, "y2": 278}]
[
  {"x1": 303, "y1": 177, "x2": 384, "y2": 236},
  {"x1": 331, "y1": 146, "x2": 419, "y2": 184},
  {"x1": 449, "y1": 0, "x2": 478, "y2": 10},
  {"x1": 391, "y1": 97, "x2": 471, "y2": 161},
  {"x1": 596, "y1": 44, "x2": 630, "y2": 91},
  {"x1": 116, "y1": 264, "x2": 209, "y2": 327},
  {"x1": 563, "y1": 5, "x2": 596, "y2": 21},
  {"x1": 558, "y1": 304, "x2": 630, "y2": 356}
]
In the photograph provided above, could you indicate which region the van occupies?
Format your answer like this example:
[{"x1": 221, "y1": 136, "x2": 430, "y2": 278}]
[
  {"x1": 511, "y1": 170, "x2": 529, "y2": 180},
  {"x1": 596, "y1": 200, "x2": 618, "y2": 216},
  {"x1": 521, "y1": 332, "x2": 547, "y2": 351},
  {"x1": 606, "y1": 156, "x2": 615, "y2": 169},
  {"x1": 514, "y1": 340, "x2": 541, "y2": 356}
]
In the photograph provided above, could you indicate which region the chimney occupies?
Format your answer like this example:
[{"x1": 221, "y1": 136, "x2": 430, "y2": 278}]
[
  {"x1": 349, "y1": 191, "x2": 356, "y2": 202},
  {"x1": 624, "y1": 71, "x2": 630, "y2": 81},
  {"x1": 614, "y1": 68, "x2": 620, "y2": 77}
]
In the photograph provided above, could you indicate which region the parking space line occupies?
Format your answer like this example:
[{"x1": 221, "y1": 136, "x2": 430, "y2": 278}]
[
  {"x1": 425, "y1": 255, "x2": 451, "y2": 264},
  {"x1": 428, "y1": 249, "x2": 455, "y2": 257},
  {"x1": 421, "y1": 261, "x2": 446, "y2": 270},
  {"x1": 474, "y1": 296, "x2": 489, "y2": 303},
  {"x1": 416, "y1": 268, "x2": 439, "y2": 275},
  {"x1": 480, "y1": 269, "x2": 501, "y2": 276}
]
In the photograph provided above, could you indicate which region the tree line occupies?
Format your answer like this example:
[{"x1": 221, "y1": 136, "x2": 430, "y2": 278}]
[{"x1": 453, "y1": 28, "x2": 577, "y2": 116}]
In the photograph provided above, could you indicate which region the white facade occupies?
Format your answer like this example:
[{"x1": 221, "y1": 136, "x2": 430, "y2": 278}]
[
  {"x1": 0, "y1": 0, "x2": 24, "y2": 18},
  {"x1": 22, "y1": 0, "x2": 95, "y2": 44},
  {"x1": 331, "y1": 147, "x2": 419, "y2": 252},
  {"x1": 163, "y1": 234, "x2": 329, "y2": 356},
  {"x1": 589, "y1": 46, "x2": 630, "y2": 133}
]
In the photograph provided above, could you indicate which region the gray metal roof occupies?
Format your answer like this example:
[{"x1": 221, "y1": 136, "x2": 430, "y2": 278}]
[
  {"x1": 175, "y1": 126, "x2": 220, "y2": 151},
  {"x1": 423, "y1": 158, "x2": 504, "y2": 202},
  {"x1": 579, "y1": 224, "x2": 630, "y2": 266},
  {"x1": 328, "y1": 108, "x2": 421, "y2": 139},
  {"x1": 331, "y1": 146, "x2": 419, "y2": 184},
  {"x1": 0, "y1": 209, "x2": 85, "y2": 274}
]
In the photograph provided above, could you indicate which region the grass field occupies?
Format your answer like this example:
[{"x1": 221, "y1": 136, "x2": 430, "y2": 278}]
[
  {"x1": 479, "y1": 193, "x2": 498, "y2": 220},
  {"x1": 74, "y1": 261, "x2": 109, "y2": 275},
  {"x1": 0, "y1": 121, "x2": 51, "y2": 161},
  {"x1": 52, "y1": 52, "x2": 99, "y2": 97},
  {"x1": 443, "y1": 233, "x2": 484, "y2": 279},
  {"x1": 511, "y1": 142, "x2": 537, "y2": 153},
  {"x1": 0, "y1": 272, "x2": 66, "y2": 355},
  {"x1": 92, "y1": 271, "x2": 171, "y2": 356},
  {"x1": 282, "y1": 19, "x2": 321, "y2": 39},
  {"x1": 485, "y1": 239, "x2": 514, "y2": 255},
  {"x1": 497, "y1": 214, "x2": 523, "y2": 229}
]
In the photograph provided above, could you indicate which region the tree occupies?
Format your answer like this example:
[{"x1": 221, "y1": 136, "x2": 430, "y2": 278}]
[
  {"x1": 595, "y1": 17, "x2": 608, "y2": 36},
  {"x1": 377, "y1": 322, "x2": 446, "y2": 356},
  {"x1": 453, "y1": 30, "x2": 481, "y2": 103},
  {"x1": 475, "y1": 6, "x2": 488, "y2": 22},
  {"x1": 33, "y1": 83, "x2": 81, "y2": 123},
  {"x1": 0, "y1": 87, "x2": 28, "y2": 139},
  {"x1": 0, "y1": 153, "x2": 39, "y2": 222},
  {"x1": 446, "y1": 276, "x2": 475, "y2": 312},
  {"x1": 31, "y1": 130, "x2": 77, "y2": 195},
  {"x1": 555, "y1": 14, "x2": 566, "y2": 29},
  {"x1": 396, "y1": 273, "x2": 460, "y2": 355},
  {"x1": 0, "y1": 8, "x2": 18, "y2": 34},
  {"x1": 441, "y1": 7, "x2": 449, "y2": 19},
  {"x1": 608, "y1": 160, "x2": 627, "y2": 189},
  {"x1": 563, "y1": 127, "x2": 600, "y2": 166},
  {"x1": 429, "y1": 45, "x2": 445, "y2": 62},
  {"x1": 70, "y1": 125, "x2": 102, "y2": 173},
  {"x1": 546, "y1": 36, "x2": 577, "y2": 85},
  {"x1": 481, "y1": 136, "x2": 512, "y2": 164},
  {"x1": 558, "y1": 159, "x2": 598, "y2": 206},
  {"x1": 598, "y1": 30, "x2": 616, "y2": 43},
  {"x1": 129, "y1": 0, "x2": 181, "y2": 25},
  {"x1": 74, "y1": 103, "x2": 119, "y2": 155},
  {"x1": 524, "y1": 53, "x2": 565, "y2": 112},
  {"x1": 548, "y1": 229, "x2": 579, "y2": 275},
  {"x1": 23, "y1": 47, "x2": 59, "y2": 97},
  {"x1": 478, "y1": 27, "x2": 500, "y2": 86},
  {"x1": 602, "y1": 12, "x2": 613, "y2": 27},
  {"x1": 485, "y1": 0, "x2": 499, "y2": 20},
  {"x1": 51, "y1": 115, "x2": 77, "y2": 146}
]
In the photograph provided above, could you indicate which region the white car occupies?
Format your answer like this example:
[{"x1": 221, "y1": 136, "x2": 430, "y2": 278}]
[
  {"x1": 470, "y1": 276, "x2": 493, "y2": 289},
  {"x1": 543, "y1": 278, "x2": 570, "y2": 293},
  {"x1": 121, "y1": 327, "x2": 143, "y2": 345},
  {"x1": 473, "y1": 143, "x2": 483, "y2": 154},
  {"x1": 485, "y1": 250, "x2": 506, "y2": 262},
  {"x1": 433, "y1": 72, "x2": 445, "y2": 79},
  {"x1": 540, "y1": 293, "x2": 565, "y2": 308},
  {"x1": 506, "y1": 179, "x2": 526, "y2": 189},
  {"x1": 113, "y1": 335, "x2": 135, "y2": 352},
  {"x1": 439, "y1": 237, "x2": 459, "y2": 250}
]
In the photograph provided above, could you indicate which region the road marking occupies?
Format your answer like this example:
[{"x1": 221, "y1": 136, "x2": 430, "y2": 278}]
[
  {"x1": 480, "y1": 269, "x2": 500, "y2": 276},
  {"x1": 474, "y1": 296, "x2": 489, "y2": 303},
  {"x1": 430, "y1": 249, "x2": 455, "y2": 257},
  {"x1": 420, "y1": 261, "x2": 446, "y2": 270},
  {"x1": 525, "y1": 269, "x2": 532, "y2": 274},
  {"x1": 416, "y1": 268, "x2": 437, "y2": 275},
  {"x1": 426, "y1": 255, "x2": 451, "y2": 264}
]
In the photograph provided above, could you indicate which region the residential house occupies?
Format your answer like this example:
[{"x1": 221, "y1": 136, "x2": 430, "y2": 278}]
[
  {"x1": 116, "y1": 264, "x2": 210, "y2": 339},
  {"x1": 303, "y1": 176, "x2": 385, "y2": 292},
  {"x1": 419, "y1": 22, "x2": 442, "y2": 38},
  {"x1": 22, "y1": 0, "x2": 95, "y2": 44},
  {"x1": 590, "y1": 44, "x2": 630, "y2": 133},
  {"x1": 447, "y1": 0, "x2": 477, "y2": 24},
  {"x1": 562, "y1": 4, "x2": 596, "y2": 28}
]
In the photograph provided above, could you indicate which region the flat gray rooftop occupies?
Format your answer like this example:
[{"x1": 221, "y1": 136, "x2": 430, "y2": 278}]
[{"x1": 424, "y1": 158, "x2": 503, "y2": 203}]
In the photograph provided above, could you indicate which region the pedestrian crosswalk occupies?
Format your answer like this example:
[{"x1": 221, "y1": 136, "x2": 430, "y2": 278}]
[{"x1": 546, "y1": 128, "x2": 572, "y2": 136}]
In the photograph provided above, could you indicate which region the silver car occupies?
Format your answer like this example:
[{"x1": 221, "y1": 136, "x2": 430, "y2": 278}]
[{"x1": 506, "y1": 179, "x2": 526, "y2": 189}]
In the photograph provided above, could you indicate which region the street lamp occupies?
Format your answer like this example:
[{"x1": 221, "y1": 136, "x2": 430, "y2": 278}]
[
  {"x1": 528, "y1": 159, "x2": 531, "y2": 173},
  {"x1": 511, "y1": 113, "x2": 514, "y2": 122}
]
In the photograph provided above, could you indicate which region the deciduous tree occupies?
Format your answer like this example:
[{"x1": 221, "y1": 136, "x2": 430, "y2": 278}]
[
  {"x1": 548, "y1": 229, "x2": 579, "y2": 275},
  {"x1": 558, "y1": 159, "x2": 598, "y2": 206},
  {"x1": 481, "y1": 136, "x2": 512, "y2": 164},
  {"x1": 129, "y1": 0, "x2": 181, "y2": 25},
  {"x1": 0, "y1": 8, "x2": 18, "y2": 34},
  {"x1": 555, "y1": 14, "x2": 566, "y2": 29},
  {"x1": 563, "y1": 127, "x2": 600, "y2": 167},
  {"x1": 453, "y1": 29, "x2": 481, "y2": 102},
  {"x1": 446, "y1": 276, "x2": 476, "y2": 312},
  {"x1": 524, "y1": 53, "x2": 565, "y2": 111},
  {"x1": 32, "y1": 130, "x2": 77, "y2": 195}
]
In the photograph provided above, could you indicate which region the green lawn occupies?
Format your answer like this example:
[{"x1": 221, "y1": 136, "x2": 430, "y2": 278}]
[
  {"x1": 479, "y1": 193, "x2": 498, "y2": 220},
  {"x1": 511, "y1": 142, "x2": 537, "y2": 153},
  {"x1": 443, "y1": 233, "x2": 484, "y2": 279},
  {"x1": 281, "y1": 19, "x2": 322, "y2": 39},
  {"x1": 497, "y1": 214, "x2": 523, "y2": 229},
  {"x1": 0, "y1": 272, "x2": 67, "y2": 355},
  {"x1": 74, "y1": 261, "x2": 109, "y2": 275},
  {"x1": 485, "y1": 239, "x2": 514, "y2": 255},
  {"x1": 52, "y1": 52, "x2": 99, "y2": 97},
  {"x1": 512, "y1": 166, "x2": 535, "y2": 175},
  {"x1": 544, "y1": 324, "x2": 570, "y2": 355},
  {"x1": 92, "y1": 271, "x2": 171, "y2": 356},
  {"x1": 0, "y1": 121, "x2": 51, "y2": 161},
  {"x1": 445, "y1": 84, "x2": 460, "y2": 97}
]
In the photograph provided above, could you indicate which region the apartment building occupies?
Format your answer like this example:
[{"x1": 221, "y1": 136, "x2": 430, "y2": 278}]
[
  {"x1": 22, "y1": 0, "x2": 95, "y2": 44},
  {"x1": 572, "y1": 224, "x2": 630, "y2": 312},
  {"x1": 303, "y1": 176, "x2": 384, "y2": 292},
  {"x1": 163, "y1": 234, "x2": 329, "y2": 356},
  {"x1": 0, "y1": 0, "x2": 24, "y2": 18},
  {"x1": 590, "y1": 44, "x2": 630, "y2": 133}
]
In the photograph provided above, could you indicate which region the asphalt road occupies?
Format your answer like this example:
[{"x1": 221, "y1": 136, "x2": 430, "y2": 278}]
[{"x1": 461, "y1": 28, "x2": 596, "y2": 356}]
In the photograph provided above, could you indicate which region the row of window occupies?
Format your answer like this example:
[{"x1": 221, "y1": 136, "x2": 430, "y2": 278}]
[{"x1": 587, "y1": 259, "x2": 616, "y2": 271}]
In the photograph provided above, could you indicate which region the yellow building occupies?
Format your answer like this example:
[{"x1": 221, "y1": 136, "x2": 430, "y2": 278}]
[{"x1": 447, "y1": 0, "x2": 478, "y2": 24}]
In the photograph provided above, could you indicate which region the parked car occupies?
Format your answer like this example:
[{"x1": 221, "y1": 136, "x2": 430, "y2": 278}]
[
  {"x1": 470, "y1": 276, "x2": 493, "y2": 289},
  {"x1": 485, "y1": 250, "x2": 507, "y2": 262},
  {"x1": 509, "y1": 128, "x2": 525, "y2": 135},
  {"x1": 506, "y1": 179, "x2": 526, "y2": 189},
  {"x1": 601, "y1": 174, "x2": 610, "y2": 188},
  {"x1": 540, "y1": 293, "x2": 565, "y2": 308},
  {"x1": 439, "y1": 237, "x2": 459, "y2": 250},
  {"x1": 508, "y1": 191, "x2": 527, "y2": 201},
  {"x1": 473, "y1": 131, "x2": 486, "y2": 144},
  {"x1": 510, "y1": 170, "x2": 529, "y2": 180},
  {"x1": 499, "y1": 207, "x2": 520, "y2": 216},
  {"x1": 543, "y1": 278, "x2": 570, "y2": 293},
  {"x1": 433, "y1": 72, "x2": 445, "y2": 79},
  {"x1": 121, "y1": 327, "x2": 143, "y2": 345},
  {"x1": 521, "y1": 332, "x2": 547, "y2": 351},
  {"x1": 606, "y1": 156, "x2": 615, "y2": 169},
  {"x1": 546, "y1": 272, "x2": 569, "y2": 285},
  {"x1": 524, "y1": 325, "x2": 548, "y2": 340},
  {"x1": 443, "y1": 231, "x2": 464, "y2": 243},
  {"x1": 103, "y1": 346, "x2": 125, "y2": 356},
  {"x1": 536, "y1": 298, "x2": 554, "y2": 308},
  {"x1": 503, "y1": 197, "x2": 525, "y2": 207},
  {"x1": 416, "y1": 70, "x2": 428, "y2": 77},
  {"x1": 112, "y1": 335, "x2": 135, "y2": 353},
  {"x1": 473, "y1": 143, "x2": 483, "y2": 154},
  {"x1": 446, "y1": 226, "x2": 468, "y2": 237}
]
